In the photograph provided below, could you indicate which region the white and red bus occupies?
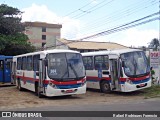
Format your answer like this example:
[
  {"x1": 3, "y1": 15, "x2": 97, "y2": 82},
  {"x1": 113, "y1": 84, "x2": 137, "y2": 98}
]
[
  {"x1": 12, "y1": 49, "x2": 86, "y2": 97},
  {"x1": 82, "y1": 49, "x2": 151, "y2": 92}
]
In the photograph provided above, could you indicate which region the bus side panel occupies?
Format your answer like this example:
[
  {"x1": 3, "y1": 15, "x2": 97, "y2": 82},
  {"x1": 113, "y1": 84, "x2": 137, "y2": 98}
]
[
  {"x1": 86, "y1": 70, "x2": 98, "y2": 89},
  {"x1": 20, "y1": 71, "x2": 35, "y2": 92},
  {"x1": 0, "y1": 56, "x2": 13, "y2": 84}
]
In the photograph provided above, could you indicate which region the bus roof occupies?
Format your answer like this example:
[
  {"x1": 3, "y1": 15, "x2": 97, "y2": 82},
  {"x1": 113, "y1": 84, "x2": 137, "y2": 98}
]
[
  {"x1": 0, "y1": 55, "x2": 13, "y2": 60},
  {"x1": 81, "y1": 50, "x2": 113, "y2": 56},
  {"x1": 13, "y1": 49, "x2": 80, "y2": 58},
  {"x1": 81, "y1": 49, "x2": 143, "y2": 56},
  {"x1": 111, "y1": 49, "x2": 143, "y2": 55}
]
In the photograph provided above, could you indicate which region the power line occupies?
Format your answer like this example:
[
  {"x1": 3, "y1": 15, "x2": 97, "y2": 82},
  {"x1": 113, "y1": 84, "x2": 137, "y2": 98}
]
[
  {"x1": 72, "y1": 0, "x2": 115, "y2": 19},
  {"x1": 38, "y1": 12, "x2": 159, "y2": 50},
  {"x1": 78, "y1": 12, "x2": 159, "y2": 40},
  {"x1": 80, "y1": 0, "x2": 157, "y2": 35},
  {"x1": 63, "y1": 1, "x2": 93, "y2": 17}
]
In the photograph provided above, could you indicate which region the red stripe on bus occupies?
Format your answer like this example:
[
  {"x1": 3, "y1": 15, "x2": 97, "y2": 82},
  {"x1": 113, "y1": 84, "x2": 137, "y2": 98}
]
[
  {"x1": 87, "y1": 76, "x2": 111, "y2": 81},
  {"x1": 16, "y1": 75, "x2": 86, "y2": 85},
  {"x1": 86, "y1": 74, "x2": 150, "y2": 82},
  {"x1": 44, "y1": 78, "x2": 86, "y2": 85}
]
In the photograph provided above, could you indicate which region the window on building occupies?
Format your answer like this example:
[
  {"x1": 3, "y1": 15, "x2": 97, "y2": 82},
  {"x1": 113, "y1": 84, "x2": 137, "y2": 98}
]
[
  {"x1": 83, "y1": 56, "x2": 93, "y2": 70},
  {"x1": 94, "y1": 55, "x2": 109, "y2": 70},
  {"x1": 42, "y1": 35, "x2": 46, "y2": 40},
  {"x1": 42, "y1": 43, "x2": 46, "y2": 47},
  {"x1": 42, "y1": 27, "x2": 46, "y2": 32},
  {"x1": 80, "y1": 49, "x2": 84, "y2": 53}
]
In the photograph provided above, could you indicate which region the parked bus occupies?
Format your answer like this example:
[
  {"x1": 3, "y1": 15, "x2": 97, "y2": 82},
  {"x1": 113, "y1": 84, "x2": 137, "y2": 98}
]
[
  {"x1": 0, "y1": 55, "x2": 13, "y2": 84},
  {"x1": 12, "y1": 49, "x2": 86, "y2": 97},
  {"x1": 82, "y1": 49, "x2": 151, "y2": 92}
]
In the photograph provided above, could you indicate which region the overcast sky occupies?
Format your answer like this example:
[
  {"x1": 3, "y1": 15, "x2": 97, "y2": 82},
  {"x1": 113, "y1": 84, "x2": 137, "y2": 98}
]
[{"x1": 1, "y1": 0, "x2": 159, "y2": 47}]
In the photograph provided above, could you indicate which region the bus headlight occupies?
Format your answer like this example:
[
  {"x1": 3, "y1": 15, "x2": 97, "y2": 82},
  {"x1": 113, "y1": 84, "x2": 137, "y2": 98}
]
[
  {"x1": 126, "y1": 79, "x2": 133, "y2": 84},
  {"x1": 49, "y1": 82, "x2": 57, "y2": 88},
  {"x1": 81, "y1": 81, "x2": 86, "y2": 87}
]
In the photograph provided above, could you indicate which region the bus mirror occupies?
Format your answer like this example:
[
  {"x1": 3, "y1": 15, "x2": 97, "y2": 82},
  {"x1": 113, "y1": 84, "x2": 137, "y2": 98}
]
[
  {"x1": 103, "y1": 71, "x2": 110, "y2": 75},
  {"x1": 122, "y1": 61, "x2": 125, "y2": 67}
]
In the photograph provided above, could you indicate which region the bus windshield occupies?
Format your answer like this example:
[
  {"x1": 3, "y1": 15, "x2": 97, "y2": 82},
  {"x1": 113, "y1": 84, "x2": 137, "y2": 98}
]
[
  {"x1": 47, "y1": 53, "x2": 85, "y2": 81},
  {"x1": 120, "y1": 51, "x2": 150, "y2": 77}
]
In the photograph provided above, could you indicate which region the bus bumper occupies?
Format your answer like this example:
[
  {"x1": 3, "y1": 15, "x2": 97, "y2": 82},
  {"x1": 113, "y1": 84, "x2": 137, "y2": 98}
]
[
  {"x1": 45, "y1": 84, "x2": 86, "y2": 97},
  {"x1": 121, "y1": 80, "x2": 152, "y2": 92}
]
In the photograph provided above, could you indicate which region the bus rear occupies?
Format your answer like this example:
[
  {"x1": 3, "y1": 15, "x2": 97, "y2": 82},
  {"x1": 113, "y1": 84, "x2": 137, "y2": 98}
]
[{"x1": 0, "y1": 55, "x2": 13, "y2": 84}]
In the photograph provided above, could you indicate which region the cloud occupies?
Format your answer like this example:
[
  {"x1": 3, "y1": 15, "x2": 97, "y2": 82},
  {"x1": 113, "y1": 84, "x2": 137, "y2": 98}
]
[
  {"x1": 118, "y1": 28, "x2": 159, "y2": 47},
  {"x1": 22, "y1": 3, "x2": 80, "y2": 39},
  {"x1": 75, "y1": 28, "x2": 159, "y2": 47}
]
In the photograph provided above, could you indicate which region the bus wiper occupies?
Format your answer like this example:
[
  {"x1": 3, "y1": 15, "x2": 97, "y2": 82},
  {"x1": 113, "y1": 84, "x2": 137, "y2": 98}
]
[
  {"x1": 60, "y1": 70, "x2": 68, "y2": 80},
  {"x1": 69, "y1": 63, "x2": 78, "y2": 79}
]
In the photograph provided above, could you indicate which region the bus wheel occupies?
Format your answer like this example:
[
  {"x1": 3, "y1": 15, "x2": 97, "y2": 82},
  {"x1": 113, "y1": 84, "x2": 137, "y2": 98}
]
[
  {"x1": 100, "y1": 81, "x2": 110, "y2": 93},
  {"x1": 35, "y1": 83, "x2": 43, "y2": 98},
  {"x1": 17, "y1": 80, "x2": 23, "y2": 91}
]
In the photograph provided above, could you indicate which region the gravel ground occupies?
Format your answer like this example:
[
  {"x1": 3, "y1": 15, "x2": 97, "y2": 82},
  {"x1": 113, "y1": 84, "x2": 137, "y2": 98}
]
[{"x1": 0, "y1": 86, "x2": 145, "y2": 110}]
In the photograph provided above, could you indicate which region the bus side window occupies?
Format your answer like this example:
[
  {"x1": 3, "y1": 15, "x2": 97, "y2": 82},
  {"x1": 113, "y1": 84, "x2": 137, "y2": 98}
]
[
  {"x1": 17, "y1": 57, "x2": 22, "y2": 70},
  {"x1": 0, "y1": 60, "x2": 4, "y2": 70},
  {"x1": 94, "y1": 56, "x2": 102, "y2": 70},
  {"x1": 27, "y1": 56, "x2": 33, "y2": 71},
  {"x1": 83, "y1": 56, "x2": 93, "y2": 70},
  {"x1": 22, "y1": 57, "x2": 26, "y2": 70},
  {"x1": 33, "y1": 55, "x2": 40, "y2": 71},
  {"x1": 5, "y1": 59, "x2": 11, "y2": 69},
  {"x1": 94, "y1": 55, "x2": 109, "y2": 70}
]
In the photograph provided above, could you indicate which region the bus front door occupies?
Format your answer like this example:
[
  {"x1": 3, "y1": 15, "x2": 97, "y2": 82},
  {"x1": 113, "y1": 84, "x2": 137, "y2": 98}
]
[
  {"x1": 38, "y1": 59, "x2": 45, "y2": 97},
  {"x1": 4, "y1": 59, "x2": 12, "y2": 83},
  {"x1": 110, "y1": 59, "x2": 120, "y2": 91}
]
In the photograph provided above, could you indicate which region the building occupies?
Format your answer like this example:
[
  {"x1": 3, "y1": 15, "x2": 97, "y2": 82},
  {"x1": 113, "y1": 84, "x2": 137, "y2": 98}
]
[
  {"x1": 56, "y1": 39, "x2": 129, "y2": 53},
  {"x1": 24, "y1": 22, "x2": 62, "y2": 50}
]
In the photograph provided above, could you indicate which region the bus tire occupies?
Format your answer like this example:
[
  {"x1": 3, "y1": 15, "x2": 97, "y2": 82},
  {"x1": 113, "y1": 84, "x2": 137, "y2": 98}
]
[
  {"x1": 35, "y1": 83, "x2": 43, "y2": 98},
  {"x1": 100, "y1": 81, "x2": 111, "y2": 93},
  {"x1": 17, "y1": 79, "x2": 23, "y2": 91}
]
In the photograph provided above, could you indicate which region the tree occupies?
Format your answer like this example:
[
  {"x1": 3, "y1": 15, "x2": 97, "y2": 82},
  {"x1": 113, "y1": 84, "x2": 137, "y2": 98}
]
[
  {"x1": 148, "y1": 38, "x2": 160, "y2": 51},
  {"x1": 0, "y1": 4, "x2": 35, "y2": 55}
]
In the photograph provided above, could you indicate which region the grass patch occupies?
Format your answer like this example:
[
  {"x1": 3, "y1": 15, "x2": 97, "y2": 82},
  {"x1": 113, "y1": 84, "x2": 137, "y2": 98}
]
[{"x1": 140, "y1": 85, "x2": 160, "y2": 99}]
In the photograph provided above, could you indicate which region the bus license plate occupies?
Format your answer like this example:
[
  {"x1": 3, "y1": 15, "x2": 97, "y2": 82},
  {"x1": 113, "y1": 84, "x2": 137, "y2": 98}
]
[
  {"x1": 65, "y1": 90, "x2": 74, "y2": 93},
  {"x1": 140, "y1": 84, "x2": 145, "y2": 87}
]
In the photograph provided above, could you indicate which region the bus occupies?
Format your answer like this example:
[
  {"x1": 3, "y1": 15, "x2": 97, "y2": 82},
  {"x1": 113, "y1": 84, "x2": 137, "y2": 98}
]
[
  {"x1": 0, "y1": 55, "x2": 13, "y2": 84},
  {"x1": 12, "y1": 49, "x2": 86, "y2": 97},
  {"x1": 82, "y1": 49, "x2": 151, "y2": 93}
]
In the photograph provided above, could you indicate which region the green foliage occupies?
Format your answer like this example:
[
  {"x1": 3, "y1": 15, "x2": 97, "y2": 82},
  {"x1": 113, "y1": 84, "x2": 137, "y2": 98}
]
[
  {"x1": 151, "y1": 69, "x2": 155, "y2": 75},
  {"x1": 148, "y1": 38, "x2": 160, "y2": 51},
  {"x1": 0, "y1": 4, "x2": 35, "y2": 55},
  {"x1": 141, "y1": 85, "x2": 160, "y2": 99}
]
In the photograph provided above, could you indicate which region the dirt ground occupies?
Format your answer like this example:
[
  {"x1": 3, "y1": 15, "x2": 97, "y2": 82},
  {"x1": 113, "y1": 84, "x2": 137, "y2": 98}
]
[{"x1": 0, "y1": 85, "x2": 146, "y2": 110}]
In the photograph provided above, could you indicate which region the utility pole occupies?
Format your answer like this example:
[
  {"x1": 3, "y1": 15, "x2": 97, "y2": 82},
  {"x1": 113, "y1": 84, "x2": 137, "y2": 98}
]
[{"x1": 159, "y1": 0, "x2": 160, "y2": 49}]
